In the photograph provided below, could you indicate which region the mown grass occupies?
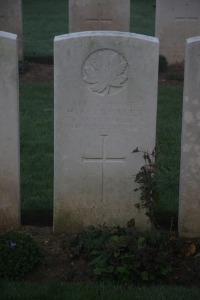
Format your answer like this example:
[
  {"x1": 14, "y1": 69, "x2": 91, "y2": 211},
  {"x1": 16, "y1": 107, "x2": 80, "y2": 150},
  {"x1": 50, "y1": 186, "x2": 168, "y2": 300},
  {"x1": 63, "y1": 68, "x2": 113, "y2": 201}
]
[
  {"x1": 156, "y1": 84, "x2": 183, "y2": 218},
  {"x1": 130, "y1": 0, "x2": 155, "y2": 36},
  {"x1": 23, "y1": 0, "x2": 68, "y2": 59},
  {"x1": 20, "y1": 84, "x2": 53, "y2": 212},
  {"x1": 1, "y1": 282, "x2": 200, "y2": 300}
]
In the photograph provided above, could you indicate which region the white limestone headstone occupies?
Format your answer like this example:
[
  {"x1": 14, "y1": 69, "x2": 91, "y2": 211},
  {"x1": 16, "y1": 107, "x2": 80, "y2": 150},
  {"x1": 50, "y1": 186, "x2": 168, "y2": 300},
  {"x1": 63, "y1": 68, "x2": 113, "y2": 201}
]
[
  {"x1": 155, "y1": 0, "x2": 200, "y2": 64},
  {"x1": 54, "y1": 31, "x2": 159, "y2": 233},
  {"x1": 69, "y1": 0, "x2": 130, "y2": 33},
  {"x1": 0, "y1": 0, "x2": 23, "y2": 60},
  {"x1": 179, "y1": 36, "x2": 200, "y2": 238},
  {"x1": 0, "y1": 31, "x2": 20, "y2": 230}
]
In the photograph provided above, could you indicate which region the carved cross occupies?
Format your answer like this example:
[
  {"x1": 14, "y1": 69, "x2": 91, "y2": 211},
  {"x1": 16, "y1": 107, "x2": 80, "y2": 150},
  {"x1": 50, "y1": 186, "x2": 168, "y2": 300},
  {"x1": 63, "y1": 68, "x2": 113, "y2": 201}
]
[
  {"x1": 175, "y1": 3, "x2": 199, "y2": 37},
  {"x1": 85, "y1": 3, "x2": 113, "y2": 28},
  {"x1": 82, "y1": 135, "x2": 126, "y2": 202}
]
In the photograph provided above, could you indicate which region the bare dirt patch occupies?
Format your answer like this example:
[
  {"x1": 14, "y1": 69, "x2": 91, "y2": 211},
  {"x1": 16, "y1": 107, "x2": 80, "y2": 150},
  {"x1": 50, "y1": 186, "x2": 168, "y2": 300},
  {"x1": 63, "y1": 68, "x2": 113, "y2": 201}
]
[
  {"x1": 20, "y1": 62, "x2": 53, "y2": 83},
  {"x1": 20, "y1": 226, "x2": 200, "y2": 288},
  {"x1": 23, "y1": 226, "x2": 91, "y2": 283},
  {"x1": 159, "y1": 63, "x2": 184, "y2": 85}
]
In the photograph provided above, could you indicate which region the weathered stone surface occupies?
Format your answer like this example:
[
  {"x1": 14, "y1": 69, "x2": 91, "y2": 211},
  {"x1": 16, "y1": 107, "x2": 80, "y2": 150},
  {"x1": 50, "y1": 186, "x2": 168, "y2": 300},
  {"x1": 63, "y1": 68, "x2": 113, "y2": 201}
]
[
  {"x1": 155, "y1": 0, "x2": 200, "y2": 64},
  {"x1": 179, "y1": 36, "x2": 200, "y2": 238},
  {"x1": 69, "y1": 0, "x2": 130, "y2": 32},
  {"x1": 54, "y1": 31, "x2": 159, "y2": 233},
  {"x1": 0, "y1": 0, "x2": 23, "y2": 60},
  {"x1": 0, "y1": 31, "x2": 20, "y2": 230}
]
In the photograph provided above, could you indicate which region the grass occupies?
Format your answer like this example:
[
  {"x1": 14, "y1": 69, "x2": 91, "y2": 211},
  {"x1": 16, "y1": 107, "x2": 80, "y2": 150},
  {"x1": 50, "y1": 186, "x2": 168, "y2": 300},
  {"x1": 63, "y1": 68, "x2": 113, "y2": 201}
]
[
  {"x1": 156, "y1": 85, "x2": 183, "y2": 217},
  {"x1": 1, "y1": 282, "x2": 200, "y2": 300},
  {"x1": 23, "y1": 0, "x2": 69, "y2": 59},
  {"x1": 20, "y1": 84, "x2": 53, "y2": 212},
  {"x1": 23, "y1": 0, "x2": 155, "y2": 59},
  {"x1": 130, "y1": 0, "x2": 155, "y2": 36}
]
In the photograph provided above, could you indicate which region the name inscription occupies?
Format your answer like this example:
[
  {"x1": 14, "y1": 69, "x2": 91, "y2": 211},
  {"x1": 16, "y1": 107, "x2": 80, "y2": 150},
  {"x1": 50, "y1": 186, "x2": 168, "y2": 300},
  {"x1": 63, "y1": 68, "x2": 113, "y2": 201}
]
[{"x1": 60, "y1": 98, "x2": 142, "y2": 130}]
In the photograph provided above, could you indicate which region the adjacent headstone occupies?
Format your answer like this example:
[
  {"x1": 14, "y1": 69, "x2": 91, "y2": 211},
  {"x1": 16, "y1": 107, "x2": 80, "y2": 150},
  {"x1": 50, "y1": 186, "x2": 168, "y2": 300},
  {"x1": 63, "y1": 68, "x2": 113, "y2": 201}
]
[
  {"x1": 0, "y1": 0, "x2": 23, "y2": 60},
  {"x1": 69, "y1": 0, "x2": 130, "y2": 33},
  {"x1": 54, "y1": 31, "x2": 159, "y2": 232},
  {"x1": 155, "y1": 0, "x2": 200, "y2": 64},
  {"x1": 0, "y1": 31, "x2": 20, "y2": 230},
  {"x1": 179, "y1": 36, "x2": 200, "y2": 238}
]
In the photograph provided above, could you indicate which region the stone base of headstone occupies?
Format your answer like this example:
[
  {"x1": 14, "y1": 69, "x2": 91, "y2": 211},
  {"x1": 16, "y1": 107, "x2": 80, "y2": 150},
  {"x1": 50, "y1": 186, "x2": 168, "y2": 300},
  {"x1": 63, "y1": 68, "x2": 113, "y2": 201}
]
[{"x1": 54, "y1": 206, "x2": 149, "y2": 233}]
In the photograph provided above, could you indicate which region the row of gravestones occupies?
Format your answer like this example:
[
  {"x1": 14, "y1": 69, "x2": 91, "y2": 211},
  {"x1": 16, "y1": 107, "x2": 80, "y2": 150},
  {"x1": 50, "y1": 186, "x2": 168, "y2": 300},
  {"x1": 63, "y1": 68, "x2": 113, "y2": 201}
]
[
  {"x1": 1, "y1": 30, "x2": 200, "y2": 238},
  {"x1": 0, "y1": 0, "x2": 200, "y2": 63}
]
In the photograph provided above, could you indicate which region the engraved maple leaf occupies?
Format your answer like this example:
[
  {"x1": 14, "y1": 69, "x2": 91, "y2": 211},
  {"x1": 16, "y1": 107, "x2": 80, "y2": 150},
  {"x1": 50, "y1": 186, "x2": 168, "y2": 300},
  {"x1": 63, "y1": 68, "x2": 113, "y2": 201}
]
[{"x1": 83, "y1": 50, "x2": 128, "y2": 95}]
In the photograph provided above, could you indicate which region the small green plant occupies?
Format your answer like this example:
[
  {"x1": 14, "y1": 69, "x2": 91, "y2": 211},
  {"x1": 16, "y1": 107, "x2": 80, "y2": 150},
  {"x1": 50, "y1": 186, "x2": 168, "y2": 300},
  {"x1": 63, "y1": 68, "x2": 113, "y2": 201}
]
[
  {"x1": 19, "y1": 61, "x2": 29, "y2": 75},
  {"x1": 133, "y1": 147, "x2": 161, "y2": 227},
  {"x1": 65, "y1": 226, "x2": 172, "y2": 283},
  {"x1": 159, "y1": 55, "x2": 168, "y2": 73},
  {"x1": 165, "y1": 71, "x2": 184, "y2": 82},
  {"x1": 0, "y1": 231, "x2": 41, "y2": 280}
]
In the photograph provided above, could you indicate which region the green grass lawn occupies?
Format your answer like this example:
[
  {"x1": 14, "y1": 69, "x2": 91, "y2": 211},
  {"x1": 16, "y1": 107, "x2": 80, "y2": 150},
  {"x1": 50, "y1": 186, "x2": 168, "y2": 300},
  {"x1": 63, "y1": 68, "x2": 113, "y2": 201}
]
[
  {"x1": 20, "y1": 84, "x2": 53, "y2": 212},
  {"x1": 1, "y1": 282, "x2": 200, "y2": 300},
  {"x1": 130, "y1": 0, "x2": 155, "y2": 36},
  {"x1": 23, "y1": 0, "x2": 68, "y2": 59},
  {"x1": 156, "y1": 85, "x2": 183, "y2": 217}
]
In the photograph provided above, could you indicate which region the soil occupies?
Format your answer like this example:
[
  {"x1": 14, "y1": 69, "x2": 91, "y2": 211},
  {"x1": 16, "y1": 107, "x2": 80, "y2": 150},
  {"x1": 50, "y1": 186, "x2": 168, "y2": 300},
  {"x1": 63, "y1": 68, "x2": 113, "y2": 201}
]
[
  {"x1": 20, "y1": 62, "x2": 53, "y2": 83},
  {"x1": 18, "y1": 62, "x2": 200, "y2": 288},
  {"x1": 22, "y1": 226, "x2": 200, "y2": 287}
]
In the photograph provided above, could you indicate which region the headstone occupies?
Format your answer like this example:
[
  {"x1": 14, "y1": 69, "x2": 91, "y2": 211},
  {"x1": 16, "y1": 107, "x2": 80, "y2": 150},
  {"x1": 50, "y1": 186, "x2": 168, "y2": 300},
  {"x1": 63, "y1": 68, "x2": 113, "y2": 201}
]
[
  {"x1": 69, "y1": 0, "x2": 130, "y2": 33},
  {"x1": 0, "y1": 31, "x2": 20, "y2": 230},
  {"x1": 155, "y1": 0, "x2": 200, "y2": 64},
  {"x1": 54, "y1": 31, "x2": 159, "y2": 233},
  {"x1": 0, "y1": 0, "x2": 23, "y2": 60},
  {"x1": 179, "y1": 36, "x2": 200, "y2": 238}
]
